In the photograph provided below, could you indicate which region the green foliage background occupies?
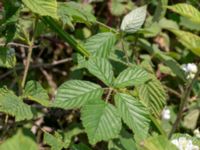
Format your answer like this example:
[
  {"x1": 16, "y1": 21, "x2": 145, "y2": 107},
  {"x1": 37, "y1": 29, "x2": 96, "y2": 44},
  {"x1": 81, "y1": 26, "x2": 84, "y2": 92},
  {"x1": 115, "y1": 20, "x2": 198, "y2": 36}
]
[{"x1": 0, "y1": 0, "x2": 200, "y2": 149}]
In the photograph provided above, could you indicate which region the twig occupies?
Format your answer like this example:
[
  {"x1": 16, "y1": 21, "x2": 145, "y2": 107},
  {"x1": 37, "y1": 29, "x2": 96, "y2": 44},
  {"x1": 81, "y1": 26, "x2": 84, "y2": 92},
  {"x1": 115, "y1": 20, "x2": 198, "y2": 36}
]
[
  {"x1": 21, "y1": 43, "x2": 34, "y2": 89},
  {"x1": 0, "y1": 42, "x2": 38, "y2": 48},
  {"x1": 168, "y1": 64, "x2": 200, "y2": 138},
  {"x1": 96, "y1": 21, "x2": 118, "y2": 34},
  {"x1": 165, "y1": 86, "x2": 182, "y2": 98},
  {"x1": 0, "y1": 58, "x2": 73, "y2": 80}
]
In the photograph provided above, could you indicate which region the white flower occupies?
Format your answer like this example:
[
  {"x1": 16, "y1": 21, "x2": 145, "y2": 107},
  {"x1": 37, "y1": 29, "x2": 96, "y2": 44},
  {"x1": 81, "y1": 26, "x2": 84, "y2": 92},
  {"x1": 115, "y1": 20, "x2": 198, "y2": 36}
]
[
  {"x1": 171, "y1": 137, "x2": 199, "y2": 150},
  {"x1": 187, "y1": 63, "x2": 198, "y2": 73},
  {"x1": 162, "y1": 108, "x2": 170, "y2": 120},
  {"x1": 181, "y1": 63, "x2": 198, "y2": 79},
  {"x1": 194, "y1": 129, "x2": 200, "y2": 138}
]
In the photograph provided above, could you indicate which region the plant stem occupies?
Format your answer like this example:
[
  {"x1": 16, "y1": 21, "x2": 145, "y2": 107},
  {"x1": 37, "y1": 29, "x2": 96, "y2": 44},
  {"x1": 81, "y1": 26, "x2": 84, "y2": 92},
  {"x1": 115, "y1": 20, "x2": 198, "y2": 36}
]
[
  {"x1": 168, "y1": 64, "x2": 200, "y2": 138},
  {"x1": 21, "y1": 42, "x2": 33, "y2": 89},
  {"x1": 105, "y1": 88, "x2": 113, "y2": 103},
  {"x1": 96, "y1": 21, "x2": 118, "y2": 34},
  {"x1": 121, "y1": 39, "x2": 131, "y2": 66}
]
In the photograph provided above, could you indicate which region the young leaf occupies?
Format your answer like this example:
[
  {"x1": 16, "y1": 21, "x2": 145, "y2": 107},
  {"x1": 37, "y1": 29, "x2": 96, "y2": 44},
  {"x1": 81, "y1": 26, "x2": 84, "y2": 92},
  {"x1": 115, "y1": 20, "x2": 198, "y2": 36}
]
[
  {"x1": 0, "y1": 47, "x2": 16, "y2": 68},
  {"x1": 0, "y1": 129, "x2": 38, "y2": 150},
  {"x1": 81, "y1": 100, "x2": 121, "y2": 145},
  {"x1": 52, "y1": 80, "x2": 103, "y2": 109},
  {"x1": 23, "y1": 80, "x2": 50, "y2": 107},
  {"x1": 170, "y1": 29, "x2": 200, "y2": 56},
  {"x1": 137, "y1": 77, "x2": 167, "y2": 117},
  {"x1": 114, "y1": 93, "x2": 150, "y2": 141},
  {"x1": 166, "y1": 3, "x2": 200, "y2": 24},
  {"x1": 0, "y1": 88, "x2": 33, "y2": 121},
  {"x1": 84, "y1": 32, "x2": 116, "y2": 58},
  {"x1": 86, "y1": 57, "x2": 114, "y2": 86},
  {"x1": 22, "y1": 0, "x2": 58, "y2": 19},
  {"x1": 44, "y1": 132, "x2": 70, "y2": 150},
  {"x1": 114, "y1": 66, "x2": 149, "y2": 88},
  {"x1": 120, "y1": 6, "x2": 147, "y2": 33}
]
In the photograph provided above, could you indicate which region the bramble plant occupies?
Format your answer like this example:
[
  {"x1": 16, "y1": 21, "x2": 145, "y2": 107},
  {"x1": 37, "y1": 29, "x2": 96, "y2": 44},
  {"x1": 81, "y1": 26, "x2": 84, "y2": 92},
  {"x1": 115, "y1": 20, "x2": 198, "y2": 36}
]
[{"x1": 0, "y1": 0, "x2": 200, "y2": 150}]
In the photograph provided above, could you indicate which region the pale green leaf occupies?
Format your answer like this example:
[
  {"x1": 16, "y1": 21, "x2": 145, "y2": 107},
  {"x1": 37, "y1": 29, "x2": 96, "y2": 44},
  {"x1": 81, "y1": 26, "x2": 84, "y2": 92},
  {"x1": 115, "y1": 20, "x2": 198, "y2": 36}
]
[
  {"x1": 81, "y1": 100, "x2": 121, "y2": 145},
  {"x1": 137, "y1": 77, "x2": 167, "y2": 117},
  {"x1": 86, "y1": 57, "x2": 114, "y2": 86},
  {"x1": 167, "y1": 3, "x2": 200, "y2": 24},
  {"x1": 22, "y1": 0, "x2": 58, "y2": 19},
  {"x1": 182, "y1": 109, "x2": 199, "y2": 130},
  {"x1": 84, "y1": 32, "x2": 116, "y2": 58},
  {"x1": 23, "y1": 80, "x2": 50, "y2": 107},
  {"x1": 139, "y1": 135, "x2": 178, "y2": 150},
  {"x1": 0, "y1": 129, "x2": 38, "y2": 150},
  {"x1": 114, "y1": 66, "x2": 149, "y2": 88},
  {"x1": 114, "y1": 93, "x2": 150, "y2": 141},
  {"x1": 53, "y1": 80, "x2": 103, "y2": 109},
  {"x1": 0, "y1": 47, "x2": 16, "y2": 68},
  {"x1": 170, "y1": 29, "x2": 200, "y2": 56},
  {"x1": 120, "y1": 6, "x2": 147, "y2": 33},
  {"x1": 0, "y1": 88, "x2": 33, "y2": 121}
]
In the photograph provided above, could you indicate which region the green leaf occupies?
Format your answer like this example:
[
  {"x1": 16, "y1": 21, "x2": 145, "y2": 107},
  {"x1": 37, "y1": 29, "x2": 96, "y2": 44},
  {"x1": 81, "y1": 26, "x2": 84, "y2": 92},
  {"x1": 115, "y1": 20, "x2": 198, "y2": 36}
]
[
  {"x1": 108, "y1": 128, "x2": 137, "y2": 150},
  {"x1": 58, "y1": 2, "x2": 96, "y2": 24},
  {"x1": 44, "y1": 132, "x2": 70, "y2": 150},
  {"x1": 153, "y1": 0, "x2": 168, "y2": 22},
  {"x1": 170, "y1": 29, "x2": 200, "y2": 56},
  {"x1": 53, "y1": 80, "x2": 103, "y2": 109},
  {"x1": 166, "y1": 3, "x2": 200, "y2": 24},
  {"x1": 0, "y1": 0, "x2": 19, "y2": 43},
  {"x1": 86, "y1": 57, "x2": 114, "y2": 86},
  {"x1": 71, "y1": 143, "x2": 92, "y2": 150},
  {"x1": 0, "y1": 47, "x2": 16, "y2": 68},
  {"x1": 23, "y1": 80, "x2": 50, "y2": 107},
  {"x1": 114, "y1": 66, "x2": 149, "y2": 88},
  {"x1": 22, "y1": 0, "x2": 58, "y2": 19},
  {"x1": 182, "y1": 109, "x2": 199, "y2": 130},
  {"x1": 0, "y1": 129, "x2": 38, "y2": 150},
  {"x1": 137, "y1": 77, "x2": 167, "y2": 117},
  {"x1": 81, "y1": 100, "x2": 121, "y2": 145},
  {"x1": 180, "y1": 16, "x2": 200, "y2": 31},
  {"x1": 139, "y1": 135, "x2": 178, "y2": 150},
  {"x1": 114, "y1": 93, "x2": 150, "y2": 141},
  {"x1": 0, "y1": 88, "x2": 33, "y2": 121},
  {"x1": 120, "y1": 5, "x2": 147, "y2": 33},
  {"x1": 109, "y1": 0, "x2": 134, "y2": 16},
  {"x1": 84, "y1": 32, "x2": 116, "y2": 58}
]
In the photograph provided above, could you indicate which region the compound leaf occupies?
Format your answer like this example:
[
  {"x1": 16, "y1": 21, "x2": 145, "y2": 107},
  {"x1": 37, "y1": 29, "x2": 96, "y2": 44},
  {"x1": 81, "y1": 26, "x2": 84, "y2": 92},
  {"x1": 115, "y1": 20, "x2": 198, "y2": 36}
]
[
  {"x1": 114, "y1": 66, "x2": 149, "y2": 88},
  {"x1": 114, "y1": 93, "x2": 150, "y2": 141},
  {"x1": 86, "y1": 57, "x2": 114, "y2": 86},
  {"x1": 22, "y1": 0, "x2": 58, "y2": 18},
  {"x1": 81, "y1": 100, "x2": 121, "y2": 145},
  {"x1": 84, "y1": 32, "x2": 116, "y2": 58}
]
